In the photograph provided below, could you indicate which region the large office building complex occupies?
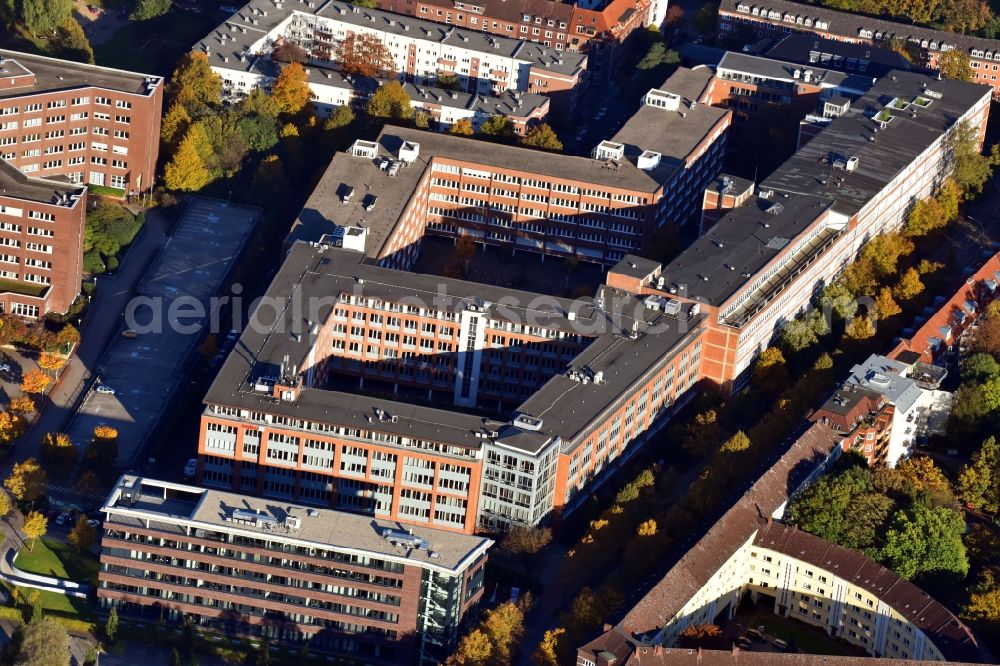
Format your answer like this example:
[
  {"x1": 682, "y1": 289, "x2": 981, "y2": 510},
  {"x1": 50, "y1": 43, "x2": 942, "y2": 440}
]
[
  {"x1": 198, "y1": 67, "x2": 988, "y2": 537},
  {"x1": 97, "y1": 476, "x2": 491, "y2": 665}
]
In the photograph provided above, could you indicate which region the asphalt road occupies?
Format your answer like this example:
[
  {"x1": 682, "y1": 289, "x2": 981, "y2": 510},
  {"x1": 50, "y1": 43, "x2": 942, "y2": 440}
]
[{"x1": 2, "y1": 209, "x2": 170, "y2": 505}]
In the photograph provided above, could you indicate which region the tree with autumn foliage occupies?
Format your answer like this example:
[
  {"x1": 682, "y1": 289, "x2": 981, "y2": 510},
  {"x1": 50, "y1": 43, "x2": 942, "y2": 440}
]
[
  {"x1": 160, "y1": 102, "x2": 192, "y2": 151},
  {"x1": 53, "y1": 324, "x2": 79, "y2": 350},
  {"x1": 337, "y1": 33, "x2": 395, "y2": 78},
  {"x1": 169, "y1": 52, "x2": 223, "y2": 114},
  {"x1": 37, "y1": 352, "x2": 65, "y2": 375},
  {"x1": 20, "y1": 369, "x2": 50, "y2": 395},
  {"x1": 521, "y1": 123, "x2": 563, "y2": 152},
  {"x1": 8, "y1": 396, "x2": 34, "y2": 416},
  {"x1": 449, "y1": 118, "x2": 474, "y2": 136},
  {"x1": 679, "y1": 623, "x2": 722, "y2": 647},
  {"x1": 893, "y1": 267, "x2": 925, "y2": 301},
  {"x1": 937, "y1": 49, "x2": 974, "y2": 82},
  {"x1": 85, "y1": 425, "x2": 119, "y2": 475},
  {"x1": 0, "y1": 411, "x2": 24, "y2": 447},
  {"x1": 271, "y1": 62, "x2": 311, "y2": 115},
  {"x1": 164, "y1": 123, "x2": 212, "y2": 192},
  {"x1": 68, "y1": 514, "x2": 96, "y2": 553},
  {"x1": 366, "y1": 81, "x2": 414, "y2": 120},
  {"x1": 532, "y1": 627, "x2": 565, "y2": 666},
  {"x1": 22, "y1": 510, "x2": 47, "y2": 552},
  {"x1": 5, "y1": 457, "x2": 45, "y2": 504},
  {"x1": 875, "y1": 287, "x2": 902, "y2": 319},
  {"x1": 845, "y1": 315, "x2": 876, "y2": 340},
  {"x1": 752, "y1": 346, "x2": 789, "y2": 396},
  {"x1": 447, "y1": 601, "x2": 524, "y2": 666},
  {"x1": 40, "y1": 432, "x2": 75, "y2": 464}
]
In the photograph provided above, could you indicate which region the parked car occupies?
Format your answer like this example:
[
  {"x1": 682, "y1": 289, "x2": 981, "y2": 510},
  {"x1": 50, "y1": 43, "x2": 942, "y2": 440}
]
[
  {"x1": 55, "y1": 513, "x2": 70, "y2": 526},
  {"x1": 95, "y1": 385, "x2": 116, "y2": 395},
  {"x1": 122, "y1": 329, "x2": 138, "y2": 339},
  {"x1": 220, "y1": 4, "x2": 239, "y2": 11},
  {"x1": 183, "y1": 458, "x2": 198, "y2": 479},
  {"x1": 746, "y1": 629, "x2": 764, "y2": 642},
  {"x1": 736, "y1": 638, "x2": 753, "y2": 651},
  {"x1": 771, "y1": 638, "x2": 790, "y2": 652},
  {"x1": 0, "y1": 363, "x2": 10, "y2": 373}
]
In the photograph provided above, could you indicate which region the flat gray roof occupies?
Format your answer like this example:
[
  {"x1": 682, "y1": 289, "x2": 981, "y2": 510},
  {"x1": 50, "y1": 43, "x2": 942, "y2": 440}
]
[
  {"x1": 0, "y1": 159, "x2": 84, "y2": 205},
  {"x1": 610, "y1": 68, "x2": 730, "y2": 183},
  {"x1": 0, "y1": 49, "x2": 161, "y2": 100},
  {"x1": 662, "y1": 70, "x2": 991, "y2": 308},
  {"x1": 718, "y1": 51, "x2": 856, "y2": 88},
  {"x1": 403, "y1": 83, "x2": 549, "y2": 118},
  {"x1": 202, "y1": 0, "x2": 586, "y2": 78},
  {"x1": 104, "y1": 475, "x2": 492, "y2": 573}
]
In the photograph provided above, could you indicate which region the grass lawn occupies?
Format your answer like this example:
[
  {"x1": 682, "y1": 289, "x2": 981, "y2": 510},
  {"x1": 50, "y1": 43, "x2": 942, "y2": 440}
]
[
  {"x1": 93, "y1": 10, "x2": 216, "y2": 74},
  {"x1": 16, "y1": 537, "x2": 100, "y2": 586},
  {"x1": 754, "y1": 614, "x2": 855, "y2": 656},
  {"x1": 0, "y1": 278, "x2": 48, "y2": 298}
]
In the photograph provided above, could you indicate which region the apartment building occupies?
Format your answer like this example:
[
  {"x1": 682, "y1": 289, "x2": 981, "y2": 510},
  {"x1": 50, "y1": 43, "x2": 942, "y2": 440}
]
[
  {"x1": 717, "y1": 0, "x2": 1000, "y2": 98},
  {"x1": 580, "y1": 649, "x2": 988, "y2": 666},
  {"x1": 654, "y1": 71, "x2": 990, "y2": 389},
  {"x1": 577, "y1": 421, "x2": 987, "y2": 664},
  {"x1": 810, "y1": 383, "x2": 894, "y2": 466},
  {"x1": 891, "y1": 252, "x2": 1000, "y2": 365},
  {"x1": 0, "y1": 160, "x2": 85, "y2": 316},
  {"x1": 701, "y1": 50, "x2": 874, "y2": 121},
  {"x1": 201, "y1": 0, "x2": 587, "y2": 117},
  {"x1": 198, "y1": 240, "x2": 707, "y2": 533},
  {"x1": 97, "y1": 476, "x2": 491, "y2": 665},
  {"x1": 0, "y1": 49, "x2": 163, "y2": 194},
  {"x1": 374, "y1": 0, "x2": 654, "y2": 81}
]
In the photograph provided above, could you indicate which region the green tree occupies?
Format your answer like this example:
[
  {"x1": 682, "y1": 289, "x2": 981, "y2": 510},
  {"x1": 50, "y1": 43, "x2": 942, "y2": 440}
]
[
  {"x1": 937, "y1": 49, "x2": 974, "y2": 82},
  {"x1": 957, "y1": 436, "x2": 999, "y2": 512},
  {"x1": 164, "y1": 124, "x2": 212, "y2": 192},
  {"x1": 962, "y1": 354, "x2": 1000, "y2": 383},
  {"x1": 234, "y1": 113, "x2": 279, "y2": 153},
  {"x1": 239, "y1": 88, "x2": 279, "y2": 118},
  {"x1": 479, "y1": 114, "x2": 516, "y2": 141},
  {"x1": 893, "y1": 267, "x2": 925, "y2": 301},
  {"x1": 691, "y1": 1, "x2": 718, "y2": 35},
  {"x1": 948, "y1": 120, "x2": 997, "y2": 198},
  {"x1": 788, "y1": 463, "x2": 874, "y2": 543},
  {"x1": 250, "y1": 154, "x2": 290, "y2": 202},
  {"x1": 323, "y1": 104, "x2": 355, "y2": 131},
  {"x1": 366, "y1": 80, "x2": 413, "y2": 120},
  {"x1": 20, "y1": 0, "x2": 72, "y2": 36},
  {"x1": 52, "y1": 17, "x2": 93, "y2": 63},
  {"x1": 271, "y1": 62, "x2": 311, "y2": 115},
  {"x1": 820, "y1": 282, "x2": 858, "y2": 320},
  {"x1": 878, "y1": 503, "x2": 968, "y2": 580},
  {"x1": 780, "y1": 309, "x2": 828, "y2": 351},
  {"x1": 840, "y1": 492, "x2": 896, "y2": 554},
  {"x1": 129, "y1": 0, "x2": 171, "y2": 20},
  {"x1": 170, "y1": 52, "x2": 222, "y2": 113},
  {"x1": 521, "y1": 123, "x2": 563, "y2": 151},
  {"x1": 105, "y1": 606, "x2": 118, "y2": 643},
  {"x1": 636, "y1": 42, "x2": 680, "y2": 70},
  {"x1": 14, "y1": 618, "x2": 69, "y2": 666}
]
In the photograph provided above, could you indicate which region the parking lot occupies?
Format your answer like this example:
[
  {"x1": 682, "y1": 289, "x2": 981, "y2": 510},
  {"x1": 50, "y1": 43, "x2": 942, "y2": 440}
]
[{"x1": 63, "y1": 199, "x2": 258, "y2": 466}]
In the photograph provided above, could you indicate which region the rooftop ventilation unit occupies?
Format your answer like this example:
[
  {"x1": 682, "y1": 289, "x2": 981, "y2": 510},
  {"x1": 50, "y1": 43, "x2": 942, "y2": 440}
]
[
  {"x1": 592, "y1": 140, "x2": 624, "y2": 161},
  {"x1": 637, "y1": 150, "x2": 661, "y2": 171},
  {"x1": 513, "y1": 414, "x2": 543, "y2": 431},
  {"x1": 642, "y1": 88, "x2": 681, "y2": 111},
  {"x1": 398, "y1": 140, "x2": 420, "y2": 163},
  {"x1": 382, "y1": 528, "x2": 430, "y2": 550},
  {"x1": 349, "y1": 139, "x2": 378, "y2": 159}
]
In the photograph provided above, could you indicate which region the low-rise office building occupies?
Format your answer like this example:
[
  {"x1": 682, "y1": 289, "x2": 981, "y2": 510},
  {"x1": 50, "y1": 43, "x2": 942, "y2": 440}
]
[
  {"x1": 97, "y1": 475, "x2": 491, "y2": 665},
  {"x1": 0, "y1": 49, "x2": 163, "y2": 195},
  {"x1": 0, "y1": 160, "x2": 85, "y2": 317},
  {"x1": 717, "y1": 0, "x2": 1000, "y2": 98},
  {"x1": 202, "y1": 0, "x2": 588, "y2": 118}
]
